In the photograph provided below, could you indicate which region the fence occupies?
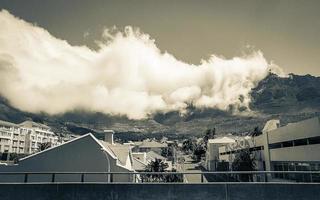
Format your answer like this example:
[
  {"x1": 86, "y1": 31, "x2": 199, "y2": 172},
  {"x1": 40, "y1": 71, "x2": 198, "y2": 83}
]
[{"x1": 0, "y1": 171, "x2": 319, "y2": 183}]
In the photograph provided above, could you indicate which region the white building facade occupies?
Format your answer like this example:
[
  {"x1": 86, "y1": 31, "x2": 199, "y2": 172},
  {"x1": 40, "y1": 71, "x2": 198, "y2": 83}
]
[
  {"x1": 0, "y1": 120, "x2": 60, "y2": 156},
  {"x1": 218, "y1": 117, "x2": 320, "y2": 175}
]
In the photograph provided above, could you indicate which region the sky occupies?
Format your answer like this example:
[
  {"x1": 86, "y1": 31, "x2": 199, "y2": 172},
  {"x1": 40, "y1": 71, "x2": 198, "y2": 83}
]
[
  {"x1": 0, "y1": 0, "x2": 318, "y2": 118},
  {"x1": 0, "y1": 0, "x2": 319, "y2": 76}
]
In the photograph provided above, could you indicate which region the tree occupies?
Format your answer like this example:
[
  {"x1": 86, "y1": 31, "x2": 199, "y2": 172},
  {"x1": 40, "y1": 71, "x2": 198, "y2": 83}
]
[
  {"x1": 193, "y1": 143, "x2": 206, "y2": 162},
  {"x1": 143, "y1": 159, "x2": 183, "y2": 182},
  {"x1": 251, "y1": 126, "x2": 262, "y2": 137},
  {"x1": 161, "y1": 141, "x2": 178, "y2": 161},
  {"x1": 232, "y1": 149, "x2": 256, "y2": 182},
  {"x1": 146, "y1": 158, "x2": 169, "y2": 172},
  {"x1": 182, "y1": 139, "x2": 196, "y2": 154},
  {"x1": 9, "y1": 153, "x2": 19, "y2": 164},
  {"x1": 143, "y1": 159, "x2": 169, "y2": 182},
  {"x1": 38, "y1": 142, "x2": 52, "y2": 152},
  {"x1": 203, "y1": 128, "x2": 216, "y2": 149}
]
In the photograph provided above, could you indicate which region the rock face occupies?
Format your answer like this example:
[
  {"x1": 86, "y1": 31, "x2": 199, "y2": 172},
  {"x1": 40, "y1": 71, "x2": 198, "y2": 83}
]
[{"x1": 0, "y1": 73, "x2": 319, "y2": 140}]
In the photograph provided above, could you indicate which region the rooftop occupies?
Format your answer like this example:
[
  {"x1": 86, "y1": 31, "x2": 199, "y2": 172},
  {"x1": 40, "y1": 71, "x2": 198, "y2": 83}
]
[
  {"x1": 139, "y1": 140, "x2": 167, "y2": 148},
  {"x1": 19, "y1": 120, "x2": 50, "y2": 130},
  {"x1": 208, "y1": 137, "x2": 236, "y2": 144},
  {"x1": 0, "y1": 120, "x2": 18, "y2": 128}
]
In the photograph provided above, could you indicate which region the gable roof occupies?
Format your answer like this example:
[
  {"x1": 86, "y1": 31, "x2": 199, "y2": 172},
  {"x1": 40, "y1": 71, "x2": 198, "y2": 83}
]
[
  {"x1": 99, "y1": 141, "x2": 131, "y2": 166},
  {"x1": 132, "y1": 157, "x2": 147, "y2": 171},
  {"x1": 146, "y1": 150, "x2": 166, "y2": 161},
  {"x1": 20, "y1": 133, "x2": 116, "y2": 161},
  {"x1": 18, "y1": 133, "x2": 135, "y2": 171}
]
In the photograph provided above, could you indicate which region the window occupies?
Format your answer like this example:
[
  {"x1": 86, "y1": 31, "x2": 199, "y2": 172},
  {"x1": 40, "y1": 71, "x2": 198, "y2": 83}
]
[
  {"x1": 269, "y1": 142, "x2": 282, "y2": 149},
  {"x1": 294, "y1": 138, "x2": 308, "y2": 146},
  {"x1": 282, "y1": 141, "x2": 293, "y2": 148},
  {"x1": 308, "y1": 136, "x2": 320, "y2": 145}
]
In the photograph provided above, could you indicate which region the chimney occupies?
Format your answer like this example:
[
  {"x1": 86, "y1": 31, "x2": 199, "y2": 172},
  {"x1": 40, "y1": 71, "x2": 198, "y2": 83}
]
[{"x1": 104, "y1": 130, "x2": 115, "y2": 145}]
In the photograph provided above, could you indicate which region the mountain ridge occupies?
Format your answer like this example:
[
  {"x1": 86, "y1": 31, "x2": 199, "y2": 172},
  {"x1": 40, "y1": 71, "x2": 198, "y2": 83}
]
[{"x1": 0, "y1": 73, "x2": 319, "y2": 140}]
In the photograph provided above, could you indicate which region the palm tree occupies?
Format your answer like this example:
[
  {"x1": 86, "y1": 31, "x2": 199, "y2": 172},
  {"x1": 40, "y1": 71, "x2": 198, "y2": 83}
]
[
  {"x1": 143, "y1": 159, "x2": 168, "y2": 182},
  {"x1": 37, "y1": 142, "x2": 52, "y2": 152}
]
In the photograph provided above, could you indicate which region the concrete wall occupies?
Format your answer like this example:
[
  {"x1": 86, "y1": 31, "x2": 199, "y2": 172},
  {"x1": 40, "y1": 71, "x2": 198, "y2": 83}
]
[
  {"x1": 270, "y1": 144, "x2": 320, "y2": 162},
  {"x1": 267, "y1": 117, "x2": 320, "y2": 143},
  {"x1": 0, "y1": 183, "x2": 319, "y2": 200}
]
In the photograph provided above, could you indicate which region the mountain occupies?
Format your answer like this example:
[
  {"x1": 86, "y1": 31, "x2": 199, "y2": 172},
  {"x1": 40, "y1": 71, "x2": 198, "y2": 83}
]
[{"x1": 0, "y1": 73, "x2": 319, "y2": 141}]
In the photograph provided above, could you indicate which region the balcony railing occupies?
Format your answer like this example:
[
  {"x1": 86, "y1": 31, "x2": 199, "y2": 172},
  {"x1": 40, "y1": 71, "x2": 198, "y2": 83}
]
[{"x1": 0, "y1": 171, "x2": 319, "y2": 184}]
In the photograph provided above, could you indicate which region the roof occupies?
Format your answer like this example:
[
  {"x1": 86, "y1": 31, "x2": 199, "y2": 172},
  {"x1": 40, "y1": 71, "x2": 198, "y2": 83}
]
[
  {"x1": 208, "y1": 137, "x2": 236, "y2": 144},
  {"x1": 0, "y1": 120, "x2": 18, "y2": 128},
  {"x1": 139, "y1": 140, "x2": 167, "y2": 148},
  {"x1": 132, "y1": 141, "x2": 143, "y2": 146},
  {"x1": 146, "y1": 151, "x2": 166, "y2": 161},
  {"x1": 132, "y1": 157, "x2": 147, "y2": 171},
  {"x1": 100, "y1": 141, "x2": 131, "y2": 166},
  {"x1": 20, "y1": 133, "x2": 117, "y2": 162},
  {"x1": 19, "y1": 120, "x2": 50, "y2": 130}
]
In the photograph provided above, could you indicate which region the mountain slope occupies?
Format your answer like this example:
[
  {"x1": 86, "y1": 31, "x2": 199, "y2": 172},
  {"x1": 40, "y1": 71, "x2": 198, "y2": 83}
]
[{"x1": 0, "y1": 73, "x2": 319, "y2": 140}]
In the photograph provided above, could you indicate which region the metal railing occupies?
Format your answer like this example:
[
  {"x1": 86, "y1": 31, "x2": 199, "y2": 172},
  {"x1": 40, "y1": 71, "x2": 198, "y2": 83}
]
[{"x1": 0, "y1": 171, "x2": 319, "y2": 183}]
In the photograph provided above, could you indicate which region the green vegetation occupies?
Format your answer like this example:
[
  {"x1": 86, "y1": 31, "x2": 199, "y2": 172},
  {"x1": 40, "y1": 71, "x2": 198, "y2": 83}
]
[
  {"x1": 142, "y1": 159, "x2": 183, "y2": 182},
  {"x1": 232, "y1": 149, "x2": 256, "y2": 182},
  {"x1": 37, "y1": 142, "x2": 52, "y2": 152}
]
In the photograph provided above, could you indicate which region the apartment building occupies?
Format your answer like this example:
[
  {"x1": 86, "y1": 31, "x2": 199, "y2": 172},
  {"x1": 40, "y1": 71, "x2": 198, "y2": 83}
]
[
  {"x1": 0, "y1": 120, "x2": 60, "y2": 156},
  {"x1": 216, "y1": 117, "x2": 320, "y2": 173}
]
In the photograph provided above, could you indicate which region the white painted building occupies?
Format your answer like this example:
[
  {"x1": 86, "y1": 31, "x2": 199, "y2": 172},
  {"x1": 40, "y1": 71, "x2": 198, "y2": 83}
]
[
  {"x1": 205, "y1": 136, "x2": 236, "y2": 171},
  {"x1": 217, "y1": 117, "x2": 320, "y2": 175},
  {"x1": 0, "y1": 120, "x2": 60, "y2": 156}
]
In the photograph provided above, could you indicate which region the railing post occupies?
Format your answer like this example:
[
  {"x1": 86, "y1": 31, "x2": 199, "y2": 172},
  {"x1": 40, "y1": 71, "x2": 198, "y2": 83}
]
[
  {"x1": 24, "y1": 173, "x2": 28, "y2": 183},
  {"x1": 81, "y1": 173, "x2": 84, "y2": 183},
  {"x1": 110, "y1": 173, "x2": 113, "y2": 182},
  {"x1": 51, "y1": 173, "x2": 55, "y2": 183},
  {"x1": 265, "y1": 172, "x2": 268, "y2": 182},
  {"x1": 201, "y1": 173, "x2": 204, "y2": 183}
]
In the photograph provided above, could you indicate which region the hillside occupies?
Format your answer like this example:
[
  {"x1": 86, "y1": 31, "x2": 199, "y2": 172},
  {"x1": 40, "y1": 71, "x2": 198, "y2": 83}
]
[{"x1": 0, "y1": 73, "x2": 319, "y2": 140}]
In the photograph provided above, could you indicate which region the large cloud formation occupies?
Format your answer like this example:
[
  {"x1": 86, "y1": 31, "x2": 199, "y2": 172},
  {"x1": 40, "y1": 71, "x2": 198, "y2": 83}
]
[{"x1": 0, "y1": 10, "x2": 275, "y2": 119}]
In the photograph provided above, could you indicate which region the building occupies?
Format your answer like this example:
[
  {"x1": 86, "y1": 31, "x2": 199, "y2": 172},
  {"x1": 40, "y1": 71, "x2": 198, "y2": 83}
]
[
  {"x1": 205, "y1": 136, "x2": 236, "y2": 171},
  {"x1": 0, "y1": 131, "x2": 136, "y2": 183},
  {"x1": 0, "y1": 120, "x2": 60, "y2": 157},
  {"x1": 132, "y1": 139, "x2": 168, "y2": 154},
  {"x1": 131, "y1": 150, "x2": 173, "y2": 171},
  {"x1": 217, "y1": 117, "x2": 320, "y2": 178}
]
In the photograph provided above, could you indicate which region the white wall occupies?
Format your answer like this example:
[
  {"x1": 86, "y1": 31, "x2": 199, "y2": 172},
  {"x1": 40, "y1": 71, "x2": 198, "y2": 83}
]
[
  {"x1": 270, "y1": 144, "x2": 320, "y2": 162},
  {"x1": 267, "y1": 117, "x2": 320, "y2": 144}
]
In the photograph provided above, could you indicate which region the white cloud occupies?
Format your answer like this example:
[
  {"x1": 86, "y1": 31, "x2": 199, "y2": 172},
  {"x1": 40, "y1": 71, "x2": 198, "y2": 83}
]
[{"x1": 0, "y1": 10, "x2": 275, "y2": 119}]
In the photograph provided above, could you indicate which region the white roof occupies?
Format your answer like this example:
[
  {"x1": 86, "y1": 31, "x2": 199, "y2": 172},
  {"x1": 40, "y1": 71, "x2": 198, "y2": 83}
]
[
  {"x1": 132, "y1": 157, "x2": 147, "y2": 171},
  {"x1": 208, "y1": 137, "x2": 236, "y2": 144},
  {"x1": 146, "y1": 151, "x2": 166, "y2": 161}
]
